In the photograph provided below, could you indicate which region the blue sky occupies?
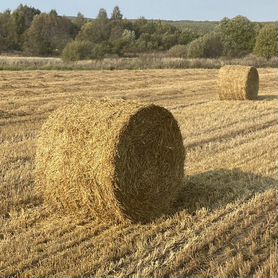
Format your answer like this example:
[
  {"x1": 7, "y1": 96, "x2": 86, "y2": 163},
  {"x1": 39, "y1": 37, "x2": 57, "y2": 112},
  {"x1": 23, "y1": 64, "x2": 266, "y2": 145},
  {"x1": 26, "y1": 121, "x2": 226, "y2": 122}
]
[{"x1": 0, "y1": 0, "x2": 277, "y2": 21}]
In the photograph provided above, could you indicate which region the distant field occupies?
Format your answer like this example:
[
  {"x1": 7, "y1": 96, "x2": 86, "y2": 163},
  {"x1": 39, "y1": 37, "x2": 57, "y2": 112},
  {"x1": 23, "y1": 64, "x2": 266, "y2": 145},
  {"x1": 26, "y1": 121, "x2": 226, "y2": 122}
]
[
  {"x1": 164, "y1": 20, "x2": 218, "y2": 34},
  {"x1": 0, "y1": 69, "x2": 277, "y2": 277},
  {"x1": 165, "y1": 20, "x2": 276, "y2": 34}
]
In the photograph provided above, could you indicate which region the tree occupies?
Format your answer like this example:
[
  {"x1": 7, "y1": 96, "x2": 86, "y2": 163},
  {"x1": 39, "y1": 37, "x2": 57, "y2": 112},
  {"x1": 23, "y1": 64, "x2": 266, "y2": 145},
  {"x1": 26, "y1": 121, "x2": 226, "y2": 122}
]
[
  {"x1": 254, "y1": 24, "x2": 277, "y2": 59},
  {"x1": 97, "y1": 8, "x2": 108, "y2": 21},
  {"x1": 122, "y1": 29, "x2": 136, "y2": 42},
  {"x1": 111, "y1": 6, "x2": 123, "y2": 20},
  {"x1": 23, "y1": 13, "x2": 77, "y2": 55},
  {"x1": 90, "y1": 43, "x2": 110, "y2": 59},
  {"x1": 109, "y1": 26, "x2": 125, "y2": 41},
  {"x1": 111, "y1": 29, "x2": 136, "y2": 55},
  {"x1": 131, "y1": 20, "x2": 182, "y2": 52},
  {"x1": 168, "y1": 44, "x2": 188, "y2": 58},
  {"x1": 178, "y1": 28, "x2": 198, "y2": 45},
  {"x1": 218, "y1": 16, "x2": 256, "y2": 57},
  {"x1": 12, "y1": 4, "x2": 41, "y2": 37},
  {"x1": 76, "y1": 8, "x2": 111, "y2": 45},
  {"x1": 161, "y1": 33, "x2": 179, "y2": 50},
  {"x1": 49, "y1": 9, "x2": 58, "y2": 17},
  {"x1": 77, "y1": 21, "x2": 111, "y2": 44},
  {"x1": 202, "y1": 32, "x2": 223, "y2": 58},
  {"x1": 135, "y1": 33, "x2": 158, "y2": 51},
  {"x1": 0, "y1": 11, "x2": 18, "y2": 52},
  {"x1": 73, "y1": 12, "x2": 87, "y2": 30}
]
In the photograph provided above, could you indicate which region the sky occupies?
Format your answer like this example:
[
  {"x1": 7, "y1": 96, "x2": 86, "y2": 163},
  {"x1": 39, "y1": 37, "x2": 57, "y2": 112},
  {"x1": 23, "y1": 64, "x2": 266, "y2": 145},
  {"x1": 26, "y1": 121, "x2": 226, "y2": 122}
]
[{"x1": 0, "y1": 0, "x2": 277, "y2": 21}]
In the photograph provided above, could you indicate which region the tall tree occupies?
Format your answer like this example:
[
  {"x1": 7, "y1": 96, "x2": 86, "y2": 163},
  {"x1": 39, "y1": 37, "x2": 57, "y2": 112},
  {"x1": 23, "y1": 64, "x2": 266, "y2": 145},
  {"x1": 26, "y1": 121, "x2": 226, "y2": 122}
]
[
  {"x1": 187, "y1": 32, "x2": 223, "y2": 58},
  {"x1": 23, "y1": 12, "x2": 77, "y2": 55},
  {"x1": 77, "y1": 8, "x2": 110, "y2": 44},
  {"x1": 49, "y1": 9, "x2": 58, "y2": 17},
  {"x1": 73, "y1": 12, "x2": 87, "y2": 30},
  {"x1": 254, "y1": 24, "x2": 278, "y2": 59},
  {"x1": 218, "y1": 16, "x2": 256, "y2": 57},
  {"x1": 0, "y1": 11, "x2": 18, "y2": 52},
  {"x1": 12, "y1": 4, "x2": 40, "y2": 37},
  {"x1": 77, "y1": 20, "x2": 111, "y2": 44},
  {"x1": 97, "y1": 8, "x2": 108, "y2": 21},
  {"x1": 111, "y1": 6, "x2": 123, "y2": 20}
]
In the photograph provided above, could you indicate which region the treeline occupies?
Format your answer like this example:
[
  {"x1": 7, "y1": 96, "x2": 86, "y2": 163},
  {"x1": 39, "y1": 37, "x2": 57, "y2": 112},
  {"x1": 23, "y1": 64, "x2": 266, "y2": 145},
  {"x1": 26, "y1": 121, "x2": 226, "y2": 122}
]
[
  {"x1": 169, "y1": 17, "x2": 277, "y2": 60},
  {"x1": 0, "y1": 4, "x2": 277, "y2": 61}
]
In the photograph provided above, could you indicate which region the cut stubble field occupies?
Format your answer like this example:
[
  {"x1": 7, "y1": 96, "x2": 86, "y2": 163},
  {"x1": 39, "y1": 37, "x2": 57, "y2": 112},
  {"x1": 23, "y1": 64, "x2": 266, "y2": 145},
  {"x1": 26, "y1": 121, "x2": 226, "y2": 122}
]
[{"x1": 0, "y1": 68, "x2": 277, "y2": 277}]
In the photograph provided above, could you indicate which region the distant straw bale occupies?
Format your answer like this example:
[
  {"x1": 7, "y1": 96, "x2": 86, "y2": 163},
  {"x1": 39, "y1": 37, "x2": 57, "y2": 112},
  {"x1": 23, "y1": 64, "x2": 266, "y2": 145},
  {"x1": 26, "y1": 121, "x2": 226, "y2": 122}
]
[
  {"x1": 218, "y1": 65, "x2": 259, "y2": 100},
  {"x1": 35, "y1": 100, "x2": 185, "y2": 223}
]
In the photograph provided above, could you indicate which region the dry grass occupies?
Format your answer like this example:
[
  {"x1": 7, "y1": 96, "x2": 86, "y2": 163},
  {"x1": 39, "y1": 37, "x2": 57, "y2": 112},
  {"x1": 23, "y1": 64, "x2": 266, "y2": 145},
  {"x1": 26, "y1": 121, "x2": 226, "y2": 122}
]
[
  {"x1": 0, "y1": 68, "x2": 277, "y2": 277},
  {"x1": 0, "y1": 55, "x2": 278, "y2": 70}
]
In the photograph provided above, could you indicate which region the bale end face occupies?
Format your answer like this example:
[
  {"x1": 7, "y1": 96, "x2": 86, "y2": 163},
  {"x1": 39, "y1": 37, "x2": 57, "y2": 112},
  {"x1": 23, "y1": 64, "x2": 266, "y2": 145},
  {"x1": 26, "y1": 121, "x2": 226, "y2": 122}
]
[{"x1": 114, "y1": 105, "x2": 185, "y2": 223}]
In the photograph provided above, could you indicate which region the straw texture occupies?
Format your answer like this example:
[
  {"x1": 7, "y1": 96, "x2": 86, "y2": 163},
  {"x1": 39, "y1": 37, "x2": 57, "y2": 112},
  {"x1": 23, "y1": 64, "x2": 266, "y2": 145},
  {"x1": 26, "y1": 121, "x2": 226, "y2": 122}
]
[
  {"x1": 218, "y1": 65, "x2": 259, "y2": 100},
  {"x1": 35, "y1": 100, "x2": 185, "y2": 223}
]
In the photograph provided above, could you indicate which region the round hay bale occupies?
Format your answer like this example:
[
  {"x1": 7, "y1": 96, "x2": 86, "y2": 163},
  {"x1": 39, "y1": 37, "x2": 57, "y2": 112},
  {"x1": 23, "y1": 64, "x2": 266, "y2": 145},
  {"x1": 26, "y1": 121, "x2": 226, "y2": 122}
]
[
  {"x1": 218, "y1": 65, "x2": 259, "y2": 100},
  {"x1": 35, "y1": 100, "x2": 185, "y2": 223}
]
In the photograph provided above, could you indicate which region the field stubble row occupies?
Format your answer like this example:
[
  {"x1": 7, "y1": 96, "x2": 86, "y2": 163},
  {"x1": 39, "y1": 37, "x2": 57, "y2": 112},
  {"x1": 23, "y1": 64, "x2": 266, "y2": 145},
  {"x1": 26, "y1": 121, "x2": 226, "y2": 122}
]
[{"x1": 0, "y1": 68, "x2": 277, "y2": 277}]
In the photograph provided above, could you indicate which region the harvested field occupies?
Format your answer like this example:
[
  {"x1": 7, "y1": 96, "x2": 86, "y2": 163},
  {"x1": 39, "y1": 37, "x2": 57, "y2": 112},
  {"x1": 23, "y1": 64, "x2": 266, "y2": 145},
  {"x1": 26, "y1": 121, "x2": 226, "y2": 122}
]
[{"x1": 0, "y1": 68, "x2": 277, "y2": 277}]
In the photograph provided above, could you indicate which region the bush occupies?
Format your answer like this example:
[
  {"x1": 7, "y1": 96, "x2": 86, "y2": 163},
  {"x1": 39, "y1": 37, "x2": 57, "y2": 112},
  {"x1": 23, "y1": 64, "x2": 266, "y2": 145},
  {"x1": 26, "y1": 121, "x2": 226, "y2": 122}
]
[
  {"x1": 91, "y1": 43, "x2": 110, "y2": 59},
  {"x1": 62, "y1": 40, "x2": 93, "y2": 61},
  {"x1": 187, "y1": 32, "x2": 223, "y2": 58},
  {"x1": 187, "y1": 38, "x2": 204, "y2": 58},
  {"x1": 168, "y1": 44, "x2": 188, "y2": 58},
  {"x1": 203, "y1": 32, "x2": 223, "y2": 58},
  {"x1": 254, "y1": 24, "x2": 277, "y2": 59}
]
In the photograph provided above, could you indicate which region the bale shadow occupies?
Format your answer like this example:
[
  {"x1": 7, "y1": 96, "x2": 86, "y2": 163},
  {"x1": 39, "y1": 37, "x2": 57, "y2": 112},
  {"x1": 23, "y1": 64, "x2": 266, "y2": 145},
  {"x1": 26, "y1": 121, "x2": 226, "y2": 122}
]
[
  {"x1": 257, "y1": 95, "x2": 277, "y2": 101},
  {"x1": 173, "y1": 168, "x2": 277, "y2": 214}
]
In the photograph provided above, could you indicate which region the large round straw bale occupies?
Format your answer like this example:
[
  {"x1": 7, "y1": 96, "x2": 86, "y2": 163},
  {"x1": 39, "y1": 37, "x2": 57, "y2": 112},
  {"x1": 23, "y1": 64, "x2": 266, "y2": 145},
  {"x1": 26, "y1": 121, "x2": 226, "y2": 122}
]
[
  {"x1": 218, "y1": 65, "x2": 259, "y2": 100},
  {"x1": 35, "y1": 100, "x2": 185, "y2": 223}
]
